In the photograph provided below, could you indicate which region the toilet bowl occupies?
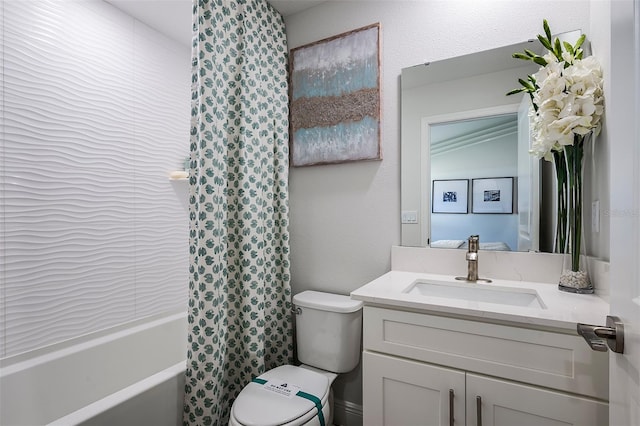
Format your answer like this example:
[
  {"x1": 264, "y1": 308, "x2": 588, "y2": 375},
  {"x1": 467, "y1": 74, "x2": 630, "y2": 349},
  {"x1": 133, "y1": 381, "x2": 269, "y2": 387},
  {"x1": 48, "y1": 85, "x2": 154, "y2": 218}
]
[
  {"x1": 228, "y1": 365, "x2": 336, "y2": 426},
  {"x1": 229, "y1": 291, "x2": 363, "y2": 426}
]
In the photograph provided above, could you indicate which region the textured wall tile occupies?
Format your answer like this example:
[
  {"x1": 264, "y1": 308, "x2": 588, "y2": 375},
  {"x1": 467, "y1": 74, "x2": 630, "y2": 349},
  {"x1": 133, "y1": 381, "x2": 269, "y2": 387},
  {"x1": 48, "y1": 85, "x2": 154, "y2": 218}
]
[
  {"x1": 1, "y1": 0, "x2": 7, "y2": 358},
  {"x1": 1, "y1": 0, "x2": 189, "y2": 357},
  {"x1": 132, "y1": 21, "x2": 190, "y2": 317}
]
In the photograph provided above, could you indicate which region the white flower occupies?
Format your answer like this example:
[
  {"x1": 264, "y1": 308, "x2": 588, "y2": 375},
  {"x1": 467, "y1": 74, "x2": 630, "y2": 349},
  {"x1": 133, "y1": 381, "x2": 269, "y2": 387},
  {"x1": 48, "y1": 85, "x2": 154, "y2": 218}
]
[
  {"x1": 543, "y1": 52, "x2": 559, "y2": 65},
  {"x1": 561, "y1": 51, "x2": 575, "y2": 64},
  {"x1": 528, "y1": 54, "x2": 604, "y2": 159},
  {"x1": 533, "y1": 57, "x2": 563, "y2": 86}
]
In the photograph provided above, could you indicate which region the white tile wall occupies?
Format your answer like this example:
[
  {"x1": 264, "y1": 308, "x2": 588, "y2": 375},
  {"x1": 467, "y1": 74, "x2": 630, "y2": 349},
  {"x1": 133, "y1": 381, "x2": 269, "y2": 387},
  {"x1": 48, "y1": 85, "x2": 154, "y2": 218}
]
[{"x1": 0, "y1": 0, "x2": 191, "y2": 358}]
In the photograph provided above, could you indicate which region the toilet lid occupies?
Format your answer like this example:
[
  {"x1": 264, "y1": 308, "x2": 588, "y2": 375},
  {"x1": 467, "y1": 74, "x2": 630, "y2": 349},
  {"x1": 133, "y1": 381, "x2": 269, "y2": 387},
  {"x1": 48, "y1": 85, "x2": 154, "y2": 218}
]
[{"x1": 232, "y1": 365, "x2": 330, "y2": 426}]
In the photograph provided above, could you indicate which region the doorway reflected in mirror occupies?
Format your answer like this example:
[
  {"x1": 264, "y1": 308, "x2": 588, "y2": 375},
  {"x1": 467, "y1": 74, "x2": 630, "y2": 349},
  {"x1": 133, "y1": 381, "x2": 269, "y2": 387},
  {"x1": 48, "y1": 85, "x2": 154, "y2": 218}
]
[{"x1": 430, "y1": 115, "x2": 518, "y2": 251}]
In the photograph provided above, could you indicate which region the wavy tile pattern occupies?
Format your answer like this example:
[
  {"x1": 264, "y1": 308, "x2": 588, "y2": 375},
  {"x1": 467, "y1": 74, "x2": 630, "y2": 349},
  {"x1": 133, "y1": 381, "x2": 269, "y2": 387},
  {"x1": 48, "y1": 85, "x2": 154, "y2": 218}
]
[
  {"x1": 1, "y1": 0, "x2": 7, "y2": 359},
  {"x1": 1, "y1": 1, "x2": 190, "y2": 358}
]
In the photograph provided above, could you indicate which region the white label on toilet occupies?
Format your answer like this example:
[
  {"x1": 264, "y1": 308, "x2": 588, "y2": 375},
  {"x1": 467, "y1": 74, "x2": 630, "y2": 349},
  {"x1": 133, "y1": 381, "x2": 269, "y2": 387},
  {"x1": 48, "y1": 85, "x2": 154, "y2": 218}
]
[{"x1": 261, "y1": 378, "x2": 301, "y2": 399}]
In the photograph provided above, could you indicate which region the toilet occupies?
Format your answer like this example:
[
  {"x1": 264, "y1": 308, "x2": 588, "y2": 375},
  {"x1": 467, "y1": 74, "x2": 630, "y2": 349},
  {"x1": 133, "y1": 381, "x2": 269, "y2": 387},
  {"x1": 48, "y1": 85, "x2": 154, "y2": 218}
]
[{"x1": 229, "y1": 291, "x2": 363, "y2": 426}]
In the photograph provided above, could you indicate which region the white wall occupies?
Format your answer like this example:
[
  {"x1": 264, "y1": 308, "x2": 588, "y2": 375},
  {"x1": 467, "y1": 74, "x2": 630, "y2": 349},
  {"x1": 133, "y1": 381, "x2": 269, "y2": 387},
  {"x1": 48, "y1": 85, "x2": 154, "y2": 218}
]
[
  {"x1": 586, "y1": 0, "x2": 612, "y2": 260},
  {"x1": 0, "y1": 1, "x2": 191, "y2": 358},
  {"x1": 285, "y1": 0, "x2": 592, "y2": 415}
]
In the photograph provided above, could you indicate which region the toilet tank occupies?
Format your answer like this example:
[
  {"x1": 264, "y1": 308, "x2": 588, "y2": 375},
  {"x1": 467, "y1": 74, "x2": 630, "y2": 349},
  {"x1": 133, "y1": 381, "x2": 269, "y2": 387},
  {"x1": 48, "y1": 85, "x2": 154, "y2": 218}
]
[{"x1": 293, "y1": 291, "x2": 363, "y2": 373}]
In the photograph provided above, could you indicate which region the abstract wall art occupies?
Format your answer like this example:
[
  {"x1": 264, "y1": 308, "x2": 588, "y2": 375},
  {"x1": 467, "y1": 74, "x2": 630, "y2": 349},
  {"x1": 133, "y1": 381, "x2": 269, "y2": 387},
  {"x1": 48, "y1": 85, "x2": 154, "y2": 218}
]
[{"x1": 289, "y1": 23, "x2": 382, "y2": 166}]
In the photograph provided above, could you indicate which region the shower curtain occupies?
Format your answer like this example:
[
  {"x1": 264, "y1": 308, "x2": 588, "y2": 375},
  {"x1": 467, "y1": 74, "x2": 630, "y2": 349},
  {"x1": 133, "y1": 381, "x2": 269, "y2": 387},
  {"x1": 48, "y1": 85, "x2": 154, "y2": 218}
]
[{"x1": 183, "y1": 0, "x2": 293, "y2": 424}]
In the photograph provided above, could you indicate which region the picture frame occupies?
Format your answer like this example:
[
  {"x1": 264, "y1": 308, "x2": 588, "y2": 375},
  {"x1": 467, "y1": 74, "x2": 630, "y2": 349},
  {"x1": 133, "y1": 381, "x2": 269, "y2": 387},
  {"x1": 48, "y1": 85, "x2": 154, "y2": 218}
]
[
  {"x1": 472, "y1": 177, "x2": 514, "y2": 214},
  {"x1": 432, "y1": 179, "x2": 469, "y2": 214},
  {"x1": 289, "y1": 23, "x2": 382, "y2": 167}
]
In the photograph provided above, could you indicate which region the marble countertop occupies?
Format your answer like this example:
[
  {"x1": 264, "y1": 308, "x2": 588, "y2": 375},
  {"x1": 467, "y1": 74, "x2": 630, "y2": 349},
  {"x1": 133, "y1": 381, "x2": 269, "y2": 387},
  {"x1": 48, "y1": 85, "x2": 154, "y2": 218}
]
[{"x1": 350, "y1": 270, "x2": 610, "y2": 332}]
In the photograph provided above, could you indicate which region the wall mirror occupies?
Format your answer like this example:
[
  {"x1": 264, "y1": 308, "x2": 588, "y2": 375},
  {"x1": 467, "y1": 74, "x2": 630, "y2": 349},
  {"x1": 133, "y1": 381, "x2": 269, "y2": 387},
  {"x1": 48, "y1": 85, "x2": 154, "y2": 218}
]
[{"x1": 400, "y1": 40, "x2": 556, "y2": 252}]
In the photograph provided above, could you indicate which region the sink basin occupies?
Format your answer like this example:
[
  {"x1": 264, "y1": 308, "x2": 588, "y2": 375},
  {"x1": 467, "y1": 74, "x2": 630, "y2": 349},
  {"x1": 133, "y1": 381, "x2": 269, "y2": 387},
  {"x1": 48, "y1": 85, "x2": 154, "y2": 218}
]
[{"x1": 404, "y1": 279, "x2": 546, "y2": 309}]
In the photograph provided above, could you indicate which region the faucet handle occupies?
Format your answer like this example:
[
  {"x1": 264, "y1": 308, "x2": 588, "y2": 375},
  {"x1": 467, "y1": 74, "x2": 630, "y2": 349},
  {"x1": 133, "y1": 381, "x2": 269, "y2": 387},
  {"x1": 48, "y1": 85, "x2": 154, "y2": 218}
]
[{"x1": 468, "y1": 235, "x2": 479, "y2": 252}]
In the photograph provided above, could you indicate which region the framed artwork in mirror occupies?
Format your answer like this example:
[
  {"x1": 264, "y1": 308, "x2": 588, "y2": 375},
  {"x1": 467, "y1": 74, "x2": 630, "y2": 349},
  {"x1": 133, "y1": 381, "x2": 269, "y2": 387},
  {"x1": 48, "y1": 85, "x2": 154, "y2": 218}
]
[
  {"x1": 432, "y1": 179, "x2": 468, "y2": 213},
  {"x1": 289, "y1": 23, "x2": 381, "y2": 167},
  {"x1": 472, "y1": 177, "x2": 514, "y2": 214}
]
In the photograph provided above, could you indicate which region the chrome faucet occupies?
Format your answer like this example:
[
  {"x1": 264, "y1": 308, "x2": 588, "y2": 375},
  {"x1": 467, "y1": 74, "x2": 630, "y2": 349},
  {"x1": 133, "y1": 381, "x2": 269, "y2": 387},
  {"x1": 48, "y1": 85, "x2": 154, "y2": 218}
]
[
  {"x1": 466, "y1": 235, "x2": 479, "y2": 281},
  {"x1": 456, "y1": 235, "x2": 492, "y2": 283}
]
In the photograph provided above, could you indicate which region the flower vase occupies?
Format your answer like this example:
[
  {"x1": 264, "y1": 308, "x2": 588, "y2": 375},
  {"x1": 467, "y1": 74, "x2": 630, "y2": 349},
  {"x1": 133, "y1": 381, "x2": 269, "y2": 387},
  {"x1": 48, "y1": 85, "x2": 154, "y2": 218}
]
[
  {"x1": 558, "y1": 134, "x2": 594, "y2": 294},
  {"x1": 552, "y1": 150, "x2": 568, "y2": 254}
]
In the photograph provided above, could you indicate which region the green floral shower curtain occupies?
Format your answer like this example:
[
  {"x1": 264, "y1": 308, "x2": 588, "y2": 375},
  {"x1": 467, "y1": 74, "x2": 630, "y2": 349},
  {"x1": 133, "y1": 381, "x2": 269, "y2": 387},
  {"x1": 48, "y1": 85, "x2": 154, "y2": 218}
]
[{"x1": 183, "y1": 0, "x2": 293, "y2": 424}]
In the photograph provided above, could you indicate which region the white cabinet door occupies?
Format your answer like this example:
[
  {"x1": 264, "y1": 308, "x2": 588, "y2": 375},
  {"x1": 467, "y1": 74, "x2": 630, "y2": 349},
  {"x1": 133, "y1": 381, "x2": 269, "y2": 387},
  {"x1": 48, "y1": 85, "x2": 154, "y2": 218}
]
[
  {"x1": 466, "y1": 373, "x2": 608, "y2": 426},
  {"x1": 363, "y1": 351, "x2": 465, "y2": 426}
]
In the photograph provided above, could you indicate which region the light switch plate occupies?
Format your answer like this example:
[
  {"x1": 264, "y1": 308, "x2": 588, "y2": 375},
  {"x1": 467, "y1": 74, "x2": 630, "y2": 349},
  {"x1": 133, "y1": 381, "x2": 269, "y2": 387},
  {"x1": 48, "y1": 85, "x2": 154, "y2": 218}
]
[{"x1": 401, "y1": 210, "x2": 418, "y2": 224}]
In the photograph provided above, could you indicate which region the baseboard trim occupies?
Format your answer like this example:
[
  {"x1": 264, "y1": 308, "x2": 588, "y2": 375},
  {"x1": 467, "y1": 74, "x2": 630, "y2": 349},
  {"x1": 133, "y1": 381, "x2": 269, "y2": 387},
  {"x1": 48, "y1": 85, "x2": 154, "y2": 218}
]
[{"x1": 333, "y1": 398, "x2": 363, "y2": 426}]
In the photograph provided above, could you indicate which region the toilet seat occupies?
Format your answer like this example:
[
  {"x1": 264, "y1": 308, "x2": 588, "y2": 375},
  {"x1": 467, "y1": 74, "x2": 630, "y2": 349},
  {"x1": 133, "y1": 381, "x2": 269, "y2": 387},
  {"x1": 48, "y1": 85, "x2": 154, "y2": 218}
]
[{"x1": 231, "y1": 365, "x2": 330, "y2": 426}]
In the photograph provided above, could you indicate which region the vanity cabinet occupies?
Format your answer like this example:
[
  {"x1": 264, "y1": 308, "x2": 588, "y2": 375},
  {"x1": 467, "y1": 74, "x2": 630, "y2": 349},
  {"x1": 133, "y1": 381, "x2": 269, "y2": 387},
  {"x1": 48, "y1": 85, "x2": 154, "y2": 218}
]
[{"x1": 362, "y1": 306, "x2": 609, "y2": 426}]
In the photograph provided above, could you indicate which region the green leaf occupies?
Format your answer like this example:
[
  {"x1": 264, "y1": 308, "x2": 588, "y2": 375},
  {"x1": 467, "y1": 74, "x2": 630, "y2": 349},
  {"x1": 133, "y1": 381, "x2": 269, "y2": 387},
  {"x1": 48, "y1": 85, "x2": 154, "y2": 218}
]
[
  {"x1": 524, "y1": 49, "x2": 538, "y2": 57},
  {"x1": 563, "y1": 41, "x2": 575, "y2": 56},
  {"x1": 518, "y1": 78, "x2": 535, "y2": 91},
  {"x1": 574, "y1": 34, "x2": 586, "y2": 50},
  {"x1": 537, "y1": 34, "x2": 553, "y2": 51},
  {"x1": 506, "y1": 87, "x2": 527, "y2": 96},
  {"x1": 554, "y1": 37, "x2": 563, "y2": 60},
  {"x1": 533, "y1": 56, "x2": 547, "y2": 66},
  {"x1": 543, "y1": 19, "x2": 552, "y2": 43},
  {"x1": 513, "y1": 52, "x2": 532, "y2": 61}
]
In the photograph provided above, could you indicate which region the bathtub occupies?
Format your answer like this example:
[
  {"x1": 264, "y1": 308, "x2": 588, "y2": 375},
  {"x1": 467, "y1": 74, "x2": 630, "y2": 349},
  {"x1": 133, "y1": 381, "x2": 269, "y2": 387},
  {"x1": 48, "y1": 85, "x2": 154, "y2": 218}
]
[{"x1": 0, "y1": 311, "x2": 187, "y2": 426}]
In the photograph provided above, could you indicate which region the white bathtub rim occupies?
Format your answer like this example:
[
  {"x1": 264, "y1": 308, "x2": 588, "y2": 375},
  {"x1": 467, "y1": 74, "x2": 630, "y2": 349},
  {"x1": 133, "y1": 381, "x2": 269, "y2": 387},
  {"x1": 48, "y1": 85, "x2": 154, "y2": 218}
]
[
  {"x1": 46, "y1": 360, "x2": 186, "y2": 426},
  {"x1": 0, "y1": 309, "x2": 186, "y2": 376}
]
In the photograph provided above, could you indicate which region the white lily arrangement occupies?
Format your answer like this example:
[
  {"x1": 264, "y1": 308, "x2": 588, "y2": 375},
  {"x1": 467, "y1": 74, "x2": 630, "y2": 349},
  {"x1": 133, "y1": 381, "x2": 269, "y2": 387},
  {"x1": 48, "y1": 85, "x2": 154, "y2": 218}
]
[
  {"x1": 508, "y1": 20, "x2": 604, "y2": 161},
  {"x1": 509, "y1": 21, "x2": 604, "y2": 287}
]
